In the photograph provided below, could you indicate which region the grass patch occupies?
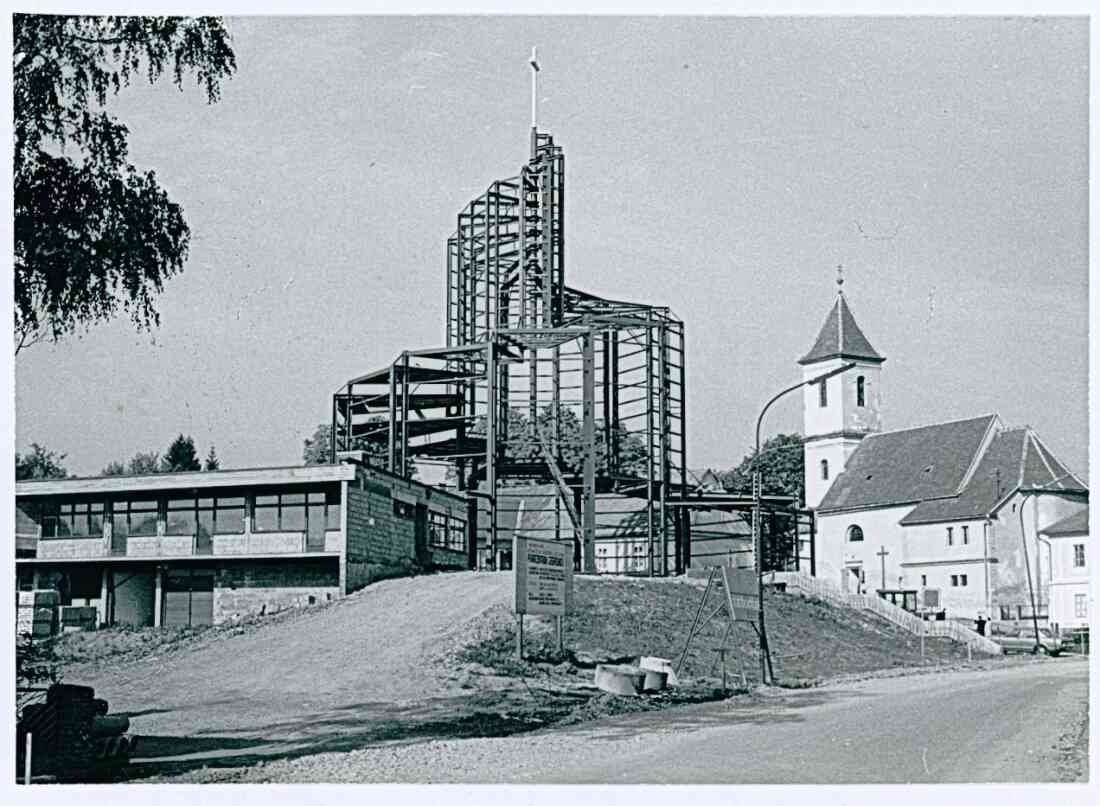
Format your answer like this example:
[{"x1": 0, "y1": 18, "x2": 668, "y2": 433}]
[{"x1": 459, "y1": 575, "x2": 988, "y2": 690}]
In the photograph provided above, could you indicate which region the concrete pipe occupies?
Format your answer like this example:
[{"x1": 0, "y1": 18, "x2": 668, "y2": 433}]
[
  {"x1": 594, "y1": 664, "x2": 645, "y2": 696},
  {"x1": 641, "y1": 669, "x2": 669, "y2": 692},
  {"x1": 640, "y1": 656, "x2": 678, "y2": 686}
]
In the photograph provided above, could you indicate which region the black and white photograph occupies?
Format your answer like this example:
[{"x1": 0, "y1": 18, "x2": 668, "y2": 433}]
[{"x1": 6, "y1": 5, "x2": 1093, "y2": 794}]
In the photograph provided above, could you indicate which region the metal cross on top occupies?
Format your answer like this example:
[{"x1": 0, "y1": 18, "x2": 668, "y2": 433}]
[{"x1": 876, "y1": 545, "x2": 889, "y2": 593}]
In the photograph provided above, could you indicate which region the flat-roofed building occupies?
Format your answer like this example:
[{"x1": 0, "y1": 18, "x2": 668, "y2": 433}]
[{"x1": 15, "y1": 459, "x2": 472, "y2": 628}]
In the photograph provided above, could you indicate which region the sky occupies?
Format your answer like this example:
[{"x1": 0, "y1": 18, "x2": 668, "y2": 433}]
[{"x1": 12, "y1": 15, "x2": 1090, "y2": 480}]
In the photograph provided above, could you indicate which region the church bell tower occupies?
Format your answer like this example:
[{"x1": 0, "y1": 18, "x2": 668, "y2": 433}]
[{"x1": 801, "y1": 270, "x2": 885, "y2": 508}]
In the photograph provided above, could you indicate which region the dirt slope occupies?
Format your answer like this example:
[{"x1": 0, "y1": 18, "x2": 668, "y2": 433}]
[
  {"x1": 70, "y1": 571, "x2": 511, "y2": 743},
  {"x1": 55, "y1": 571, "x2": 1005, "y2": 779}
]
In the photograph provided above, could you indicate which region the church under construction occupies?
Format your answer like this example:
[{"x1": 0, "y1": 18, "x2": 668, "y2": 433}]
[{"x1": 329, "y1": 120, "x2": 812, "y2": 574}]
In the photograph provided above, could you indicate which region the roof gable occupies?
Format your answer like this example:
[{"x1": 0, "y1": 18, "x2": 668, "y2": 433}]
[
  {"x1": 799, "y1": 293, "x2": 885, "y2": 365},
  {"x1": 818, "y1": 414, "x2": 998, "y2": 513},
  {"x1": 900, "y1": 428, "x2": 1088, "y2": 525},
  {"x1": 1027, "y1": 436, "x2": 1086, "y2": 491},
  {"x1": 900, "y1": 427, "x2": 1024, "y2": 524},
  {"x1": 1041, "y1": 509, "x2": 1088, "y2": 536}
]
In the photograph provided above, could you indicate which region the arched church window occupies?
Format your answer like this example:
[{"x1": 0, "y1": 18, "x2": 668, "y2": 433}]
[
  {"x1": 847, "y1": 525, "x2": 864, "y2": 542},
  {"x1": 819, "y1": 379, "x2": 828, "y2": 408},
  {"x1": 821, "y1": 459, "x2": 829, "y2": 480},
  {"x1": 856, "y1": 376, "x2": 865, "y2": 407}
]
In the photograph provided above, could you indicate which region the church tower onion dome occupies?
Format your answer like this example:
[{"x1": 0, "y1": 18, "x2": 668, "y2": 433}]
[{"x1": 799, "y1": 293, "x2": 885, "y2": 366}]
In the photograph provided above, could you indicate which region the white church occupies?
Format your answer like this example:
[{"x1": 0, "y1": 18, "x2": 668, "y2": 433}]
[{"x1": 800, "y1": 280, "x2": 1088, "y2": 629}]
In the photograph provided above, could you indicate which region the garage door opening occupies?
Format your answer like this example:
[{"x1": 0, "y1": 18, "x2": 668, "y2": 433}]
[{"x1": 163, "y1": 567, "x2": 215, "y2": 627}]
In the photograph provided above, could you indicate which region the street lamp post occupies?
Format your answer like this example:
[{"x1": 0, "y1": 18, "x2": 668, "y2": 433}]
[{"x1": 753, "y1": 361, "x2": 857, "y2": 685}]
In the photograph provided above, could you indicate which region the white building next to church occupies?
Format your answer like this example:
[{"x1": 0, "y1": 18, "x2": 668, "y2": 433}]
[
  {"x1": 801, "y1": 280, "x2": 1088, "y2": 625},
  {"x1": 1041, "y1": 510, "x2": 1089, "y2": 632}
]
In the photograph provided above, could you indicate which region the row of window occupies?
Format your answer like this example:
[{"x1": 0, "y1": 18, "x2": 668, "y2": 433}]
[
  {"x1": 946, "y1": 525, "x2": 970, "y2": 546},
  {"x1": 427, "y1": 510, "x2": 467, "y2": 552},
  {"x1": 998, "y1": 604, "x2": 1048, "y2": 621},
  {"x1": 920, "y1": 573, "x2": 969, "y2": 587},
  {"x1": 40, "y1": 490, "x2": 340, "y2": 539},
  {"x1": 818, "y1": 375, "x2": 867, "y2": 408},
  {"x1": 846, "y1": 525, "x2": 979, "y2": 547}
]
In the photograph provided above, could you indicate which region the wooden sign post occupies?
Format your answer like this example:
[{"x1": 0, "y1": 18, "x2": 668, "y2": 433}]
[{"x1": 514, "y1": 535, "x2": 574, "y2": 660}]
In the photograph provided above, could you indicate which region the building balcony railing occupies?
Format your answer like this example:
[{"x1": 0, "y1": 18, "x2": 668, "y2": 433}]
[{"x1": 30, "y1": 530, "x2": 341, "y2": 561}]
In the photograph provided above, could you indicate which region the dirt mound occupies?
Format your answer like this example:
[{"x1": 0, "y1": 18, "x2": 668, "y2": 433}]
[
  {"x1": 66, "y1": 571, "x2": 512, "y2": 741},
  {"x1": 57, "y1": 570, "x2": 1001, "y2": 781}
]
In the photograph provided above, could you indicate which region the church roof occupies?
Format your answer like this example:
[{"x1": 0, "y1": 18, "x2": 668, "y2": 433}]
[
  {"x1": 900, "y1": 428, "x2": 1087, "y2": 524},
  {"x1": 898, "y1": 427, "x2": 1089, "y2": 524},
  {"x1": 1041, "y1": 509, "x2": 1088, "y2": 537},
  {"x1": 817, "y1": 414, "x2": 999, "y2": 513},
  {"x1": 818, "y1": 415, "x2": 1088, "y2": 520},
  {"x1": 799, "y1": 293, "x2": 885, "y2": 365}
]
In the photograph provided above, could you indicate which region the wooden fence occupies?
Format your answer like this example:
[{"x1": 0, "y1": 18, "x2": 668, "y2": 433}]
[{"x1": 769, "y1": 571, "x2": 1003, "y2": 655}]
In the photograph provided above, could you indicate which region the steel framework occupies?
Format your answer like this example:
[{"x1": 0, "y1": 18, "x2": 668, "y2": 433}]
[{"x1": 331, "y1": 128, "x2": 689, "y2": 573}]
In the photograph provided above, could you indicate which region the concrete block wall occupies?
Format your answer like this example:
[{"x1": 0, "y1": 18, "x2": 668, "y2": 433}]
[
  {"x1": 427, "y1": 546, "x2": 469, "y2": 569},
  {"x1": 247, "y1": 532, "x2": 307, "y2": 554},
  {"x1": 345, "y1": 557, "x2": 418, "y2": 593},
  {"x1": 213, "y1": 558, "x2": 340, "y2": 623},
  {"x1": 37, "y1": 538, "x2": 107, "y2": 560},
  {"x1": 127, "y1": 535, "x2": 194, "y2": 557},
  {"x1": 345, "y1": 484, "x2": 416, "y2": 567}
]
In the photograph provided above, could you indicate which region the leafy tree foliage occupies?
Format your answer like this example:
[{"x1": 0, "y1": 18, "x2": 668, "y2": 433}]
[
  {"x1": 305, "y1": 405, "x2": 645, "y2": 484},
  {"x1": 13, "y1": 15, "x2": 236, "y2": 352},
  {"x1": 162, "y1": 434, "x2": 201, "y2": 472},
  {"x1": 303, "y1": 422, "x2": 388, "y2": 467},
  {"x1": 126, "y1": 451, "x2": 161, "y2": 474},
  {"x1": 101, "y1": 460, "x2": 127, "y2": 476},
  {"x1": 495, "y1": 406, "x2": 649, "y2": 478},
  {"x1": 719, "y1": 433, "x2": 805, "y2": 505},
  {"x1": 15, "y1": 443, "x2": 68, "y2": 480},
  {"x1": 16, "y1": 634, "x2": 60, "y2": 685},
  {"x1": 204, "y1": 444, "x2": 220, "y2": 471}
]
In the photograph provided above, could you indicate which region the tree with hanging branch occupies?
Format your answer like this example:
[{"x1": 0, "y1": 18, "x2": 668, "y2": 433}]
[{"x1": 13, "y1": 15, "x2": 236, "y2": 353}]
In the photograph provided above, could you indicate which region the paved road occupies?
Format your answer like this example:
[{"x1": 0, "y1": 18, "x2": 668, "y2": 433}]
[
  {"x1": 526, "y1": 658, "x2": 1088, "y2": 784},
  {"x1": 163, "y1": 655, "x2": 1088, "y2": 784}
]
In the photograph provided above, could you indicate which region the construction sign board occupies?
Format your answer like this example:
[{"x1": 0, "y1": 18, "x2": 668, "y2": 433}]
[
  {"x1": 721, "y1": 566, "x2": 759, "y2": 621},
  {"x1": 514, "y1": 536, "x2": 574, "y2": 616}
]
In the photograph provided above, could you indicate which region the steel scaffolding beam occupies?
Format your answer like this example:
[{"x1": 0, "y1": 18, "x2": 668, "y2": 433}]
[{"x1": 332, "y1": 129, "x2": 689, "y2": 574}]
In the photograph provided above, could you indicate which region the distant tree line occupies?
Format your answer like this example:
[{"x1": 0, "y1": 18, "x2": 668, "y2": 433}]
[
  {"x1": 101, "y1": 435, "x2": 220, "y2": 475},
  {"x1": 14, "y1": 434, "x2": 222, "y2": 480}
]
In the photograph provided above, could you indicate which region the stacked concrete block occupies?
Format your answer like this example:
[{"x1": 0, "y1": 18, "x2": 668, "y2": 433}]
[
  {"x1": 16, "y1": 590, "x2": 60, "y2": 637},
  {"x1": 59, "y1": 606, "x2": 98, "y2": 633}
]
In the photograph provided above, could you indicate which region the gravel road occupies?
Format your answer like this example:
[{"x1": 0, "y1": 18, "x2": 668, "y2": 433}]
[{"x1": 154, "y1": 655, "x2": 1088, "y2": 784}]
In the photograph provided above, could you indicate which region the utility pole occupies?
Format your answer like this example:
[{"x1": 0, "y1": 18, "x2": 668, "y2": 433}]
[
  {"x1": 876, "y1": 545, "x2": 889, "y2": 594},
  {"x1": 753, "y1": 360, "x2": 858, "y2": 686}
]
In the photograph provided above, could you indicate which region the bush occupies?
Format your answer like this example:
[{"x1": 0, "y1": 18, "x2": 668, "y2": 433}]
[{"x1": 16, "y1": 634, "x2": 60, "y2": 686}]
